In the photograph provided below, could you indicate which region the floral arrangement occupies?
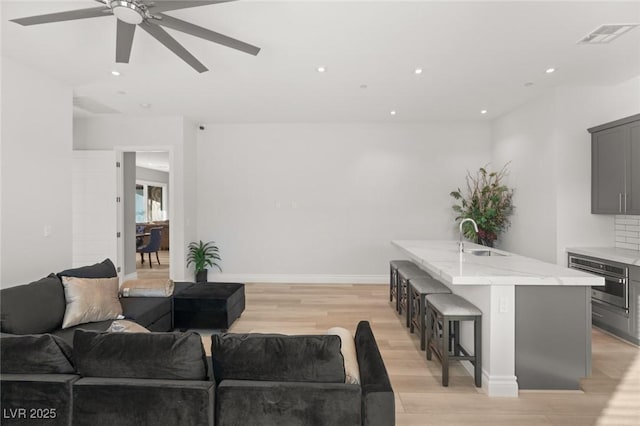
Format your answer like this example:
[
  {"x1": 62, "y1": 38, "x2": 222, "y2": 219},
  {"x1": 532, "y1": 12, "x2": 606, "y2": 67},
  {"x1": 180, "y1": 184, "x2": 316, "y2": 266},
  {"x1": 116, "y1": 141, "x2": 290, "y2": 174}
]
[{"x1": 450, "y1": 164, "x2": 515, "y2": 246}]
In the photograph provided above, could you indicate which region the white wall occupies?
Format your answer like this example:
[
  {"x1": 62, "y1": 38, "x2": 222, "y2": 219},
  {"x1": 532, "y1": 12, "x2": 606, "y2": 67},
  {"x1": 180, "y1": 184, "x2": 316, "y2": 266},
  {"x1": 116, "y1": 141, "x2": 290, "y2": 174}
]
[
  {"x1": 554, "y1": 77, "x2": 640, "y2": 264},
  {"x1": 197, "y1": 123, "x2": 491, "y2": 282},
  {"x1": 492, "y1": 75, "x2": 640, "y2": 264},
  {"x1": 1, "y1": 56, "x2": 73, "y2": 287},
  {"x1": 492, "y1": 92, "x2": 559, "y2": 263},
  {"x1": 182, "y1": 120, "x2": 198, "y2": 282},
  {"x1": 73, "y1": 116, "x2": 197, "y2": 281}
]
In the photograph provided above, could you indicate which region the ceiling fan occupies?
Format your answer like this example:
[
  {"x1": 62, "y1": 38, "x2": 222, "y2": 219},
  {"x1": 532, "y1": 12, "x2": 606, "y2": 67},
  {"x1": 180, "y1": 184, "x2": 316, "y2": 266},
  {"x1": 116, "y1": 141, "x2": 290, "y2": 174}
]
[{"x1": 10, "y1": 0, "x2": 260, "y2": 73}]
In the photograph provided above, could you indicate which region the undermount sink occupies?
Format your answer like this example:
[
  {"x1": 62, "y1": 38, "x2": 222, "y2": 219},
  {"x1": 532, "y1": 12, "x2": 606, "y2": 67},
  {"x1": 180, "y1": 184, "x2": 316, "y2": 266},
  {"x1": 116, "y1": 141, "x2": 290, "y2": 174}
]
[{"x1": 464, "y1": 249, "x2": 507, "y2": 257}]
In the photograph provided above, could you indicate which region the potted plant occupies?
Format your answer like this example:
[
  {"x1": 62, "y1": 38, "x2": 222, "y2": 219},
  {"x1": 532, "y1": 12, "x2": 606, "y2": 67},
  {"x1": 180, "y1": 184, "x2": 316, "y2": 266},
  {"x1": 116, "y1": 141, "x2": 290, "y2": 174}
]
[
  {"x1": 186, "y1": 240, "x2": 221, "y2": 283},
  {"x1": 450, "y1": 164, "x2": 515, "y2": 247}
]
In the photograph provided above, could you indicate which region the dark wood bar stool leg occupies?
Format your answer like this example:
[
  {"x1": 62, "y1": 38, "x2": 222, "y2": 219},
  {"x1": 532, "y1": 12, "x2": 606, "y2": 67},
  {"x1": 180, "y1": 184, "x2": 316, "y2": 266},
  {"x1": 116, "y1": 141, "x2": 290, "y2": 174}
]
[
  {"x1": 389, "y1": 264, "x2": 395, "y2": 302},
  {"x1": 453, "y1": 320, "x2": 460, "y2": 356},
  {"x1": 441, "y1": 317, "x2": 450, "y2": 387},
  {"x1": 426, "y1": 306, "x2": 433, "y2": 361}
]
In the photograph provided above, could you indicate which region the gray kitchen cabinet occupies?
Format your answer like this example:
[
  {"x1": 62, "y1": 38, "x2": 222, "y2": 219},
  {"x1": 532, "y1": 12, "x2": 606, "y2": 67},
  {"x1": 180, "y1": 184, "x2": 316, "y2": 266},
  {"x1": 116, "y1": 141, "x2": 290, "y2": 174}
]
[{"x1": 590, "y1": 114, "x2": 640, "y2": 214}]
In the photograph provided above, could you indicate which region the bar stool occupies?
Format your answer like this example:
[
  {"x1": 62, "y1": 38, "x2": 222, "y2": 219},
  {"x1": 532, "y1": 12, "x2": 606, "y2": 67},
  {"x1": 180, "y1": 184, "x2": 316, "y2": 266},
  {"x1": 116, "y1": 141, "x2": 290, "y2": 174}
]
[
  {"x1": 397, "y1": 265, "x2": 430, "y2": 324},
  {"x1": 408, "y1": 276, "x2": 451, "y2": 350},
  {"x1": 425, "y1": 293, "x2": 482, "y2": 387},
  {"x1": 389, "y1": 260, "x2": 415, "y2": 308}
]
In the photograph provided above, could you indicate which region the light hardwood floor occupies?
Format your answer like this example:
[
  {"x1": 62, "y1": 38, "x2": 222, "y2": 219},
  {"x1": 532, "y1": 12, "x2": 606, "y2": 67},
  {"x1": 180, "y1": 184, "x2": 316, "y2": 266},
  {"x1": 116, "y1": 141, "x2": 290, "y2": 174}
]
[
  {"x1": 136, "y1": 250, "x2": 169, "y2": 280},
  {"x1": 138, "y1": 265, "x2": 640, "y2": 425}
]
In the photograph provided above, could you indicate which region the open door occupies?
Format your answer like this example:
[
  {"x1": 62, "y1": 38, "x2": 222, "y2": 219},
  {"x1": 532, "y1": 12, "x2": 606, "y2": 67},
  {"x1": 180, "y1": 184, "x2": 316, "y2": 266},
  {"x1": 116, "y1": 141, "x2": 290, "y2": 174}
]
[{"x1": 71, "y1": 151, "x2": 121, "y2": 272}]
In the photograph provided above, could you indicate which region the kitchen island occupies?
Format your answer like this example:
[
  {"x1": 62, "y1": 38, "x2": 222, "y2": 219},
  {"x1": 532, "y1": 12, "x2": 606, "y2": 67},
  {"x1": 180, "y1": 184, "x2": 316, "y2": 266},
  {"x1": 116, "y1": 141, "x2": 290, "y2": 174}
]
[{"x1": 392, "y1": 240, "x2": 604, "y2": 397}]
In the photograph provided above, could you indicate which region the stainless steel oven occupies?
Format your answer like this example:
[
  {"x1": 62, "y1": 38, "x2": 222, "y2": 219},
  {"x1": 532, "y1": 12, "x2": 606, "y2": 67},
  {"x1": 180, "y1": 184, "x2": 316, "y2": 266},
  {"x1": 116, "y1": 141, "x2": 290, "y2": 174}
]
[{"x1": 568, "y1": 255, "x2": 629, "y2": 314}]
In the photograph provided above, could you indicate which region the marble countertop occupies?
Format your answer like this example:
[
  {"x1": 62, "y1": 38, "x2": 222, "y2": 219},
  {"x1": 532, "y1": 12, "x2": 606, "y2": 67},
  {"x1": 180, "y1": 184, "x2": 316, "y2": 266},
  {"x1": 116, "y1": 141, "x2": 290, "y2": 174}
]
[
  {"x1": 566, "y1": 246, "x2": 640, "y2": 266},
  {"x1": 392, "y1": 240, "x2": 604, "y2": 286}
]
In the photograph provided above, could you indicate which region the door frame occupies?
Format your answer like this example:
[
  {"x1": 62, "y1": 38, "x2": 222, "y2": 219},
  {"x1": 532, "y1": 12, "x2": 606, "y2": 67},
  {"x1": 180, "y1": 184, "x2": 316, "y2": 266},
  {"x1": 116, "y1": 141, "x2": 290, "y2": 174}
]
[{"x1": 115, "y1": 146, "x2": 174, "y2": 281}]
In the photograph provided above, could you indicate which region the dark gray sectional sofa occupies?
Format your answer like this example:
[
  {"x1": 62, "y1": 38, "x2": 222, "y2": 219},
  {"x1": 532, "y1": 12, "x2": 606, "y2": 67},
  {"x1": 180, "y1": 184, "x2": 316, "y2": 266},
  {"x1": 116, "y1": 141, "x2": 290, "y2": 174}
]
[
  {"x1": 1, "y1": 331, "x2": 213, "y2": 426},
  {"x1": 0, "y1": 259, "x2": 172, "y2": 345},
  {"x1": 0, "y1": 260, "x2": 395, "y2": 426},
  {"x1": 211, "y1": 321, "x2": 394, "y2": 426}
]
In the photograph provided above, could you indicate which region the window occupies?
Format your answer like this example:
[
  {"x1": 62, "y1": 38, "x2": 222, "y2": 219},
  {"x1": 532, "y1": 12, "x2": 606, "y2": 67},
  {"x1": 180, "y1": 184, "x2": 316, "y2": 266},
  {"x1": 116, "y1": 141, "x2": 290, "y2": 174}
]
[{"x1": 136, "y1": 182, "x2": 167, "y2": 222}]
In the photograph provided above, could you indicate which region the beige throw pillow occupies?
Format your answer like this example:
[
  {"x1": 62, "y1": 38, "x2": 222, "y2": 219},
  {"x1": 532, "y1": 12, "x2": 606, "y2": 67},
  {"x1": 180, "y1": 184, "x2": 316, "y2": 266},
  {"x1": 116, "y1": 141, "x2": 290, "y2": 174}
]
[
  {"x1": 61, "y1": 276, "x2": 123, "y2": 329},
  {"x1": 327, "y1": 327, "x2": 361, "y2": 385},
  {"x1": 120, "y1": 279, "x2": 174, "y2": 297},
  {"x1": 107, "y1": 320, "x2": 150, "y2": 333}
]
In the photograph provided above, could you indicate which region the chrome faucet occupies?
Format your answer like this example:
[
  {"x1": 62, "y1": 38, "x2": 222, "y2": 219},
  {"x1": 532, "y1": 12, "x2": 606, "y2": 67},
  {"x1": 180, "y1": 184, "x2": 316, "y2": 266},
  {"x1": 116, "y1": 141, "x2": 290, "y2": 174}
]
[{"x1": 459, "y1": 218, "x2": 479, "y2": 253}]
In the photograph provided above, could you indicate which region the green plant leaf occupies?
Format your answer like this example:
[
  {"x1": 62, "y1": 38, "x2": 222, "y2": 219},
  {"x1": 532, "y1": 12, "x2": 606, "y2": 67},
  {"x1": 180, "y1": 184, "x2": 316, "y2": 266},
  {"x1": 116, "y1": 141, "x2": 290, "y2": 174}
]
[
  {"x1": 449, "y1": 163, "x2": 515, "y2": 242},
  {"x1": 187, "y1": 240, "x2": 222, "y2": 273}
]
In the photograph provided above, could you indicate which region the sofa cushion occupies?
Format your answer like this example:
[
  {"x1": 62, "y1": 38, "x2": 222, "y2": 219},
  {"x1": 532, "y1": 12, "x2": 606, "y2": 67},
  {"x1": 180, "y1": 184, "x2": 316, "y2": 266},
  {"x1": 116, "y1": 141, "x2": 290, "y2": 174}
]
[
  {"x1": 107, "y1": 320, "x2": 150, "y2": 333},
  {"x1": 0, "y1": 334, "x2": 74, "y2": 374},
  {"x1": 120, "y1": 278, "x2": 175, "y2": 297},
  {"x1": 61, "y1": 276, "x2": 123, "y2": 329},
  {"x1": 73, "y1": 330, "x2": 208, "y2": 380},
  {"x1": 52, "y1": 320, "x2": 115, "y2": 347},
  {"x1": 216, "y1": 380, "x2": 361, "y2": 426},
  {"x1": 328, "y1": 327, "x2": 361, "y2": 385},
  {"x1": 212, "y1": 333, "x2": 345, "y2": 384},
  {"x1": 72, "y1": 378, "x2": 214, "y2": 426},
  {"x1": 119, "y1": 297, "x2": 172, "y2": 328},
  {"x1": 0, "y1": 274, "x2": 66, "y2": 334},
  {"x1": 57, "y1": 258, "x2": 117, "y2": 279},
  {"x1": 1, "y1": 374, "x2": 78, "y2": 426}
]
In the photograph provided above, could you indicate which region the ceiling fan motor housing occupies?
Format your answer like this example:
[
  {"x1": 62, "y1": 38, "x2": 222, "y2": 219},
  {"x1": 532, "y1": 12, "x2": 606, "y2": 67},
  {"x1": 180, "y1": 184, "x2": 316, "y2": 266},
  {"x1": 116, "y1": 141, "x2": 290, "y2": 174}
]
[{"x1": 110, "y1": 0, "x2": 145, "y2": 24}]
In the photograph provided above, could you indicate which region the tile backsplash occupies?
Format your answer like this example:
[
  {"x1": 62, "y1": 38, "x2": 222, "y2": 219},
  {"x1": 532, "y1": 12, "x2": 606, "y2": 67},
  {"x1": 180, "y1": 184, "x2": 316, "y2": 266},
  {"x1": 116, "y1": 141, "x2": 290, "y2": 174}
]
[{"x1": 615, "y1": 215, "x2": 640, "y2": 250}]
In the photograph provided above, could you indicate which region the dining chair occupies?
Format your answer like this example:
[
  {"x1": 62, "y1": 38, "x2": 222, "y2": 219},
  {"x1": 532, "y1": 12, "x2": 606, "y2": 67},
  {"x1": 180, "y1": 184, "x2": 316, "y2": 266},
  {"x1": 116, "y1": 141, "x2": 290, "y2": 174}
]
[{"x1": 136, "y1": 227, "x2": 162, "y2": 268}]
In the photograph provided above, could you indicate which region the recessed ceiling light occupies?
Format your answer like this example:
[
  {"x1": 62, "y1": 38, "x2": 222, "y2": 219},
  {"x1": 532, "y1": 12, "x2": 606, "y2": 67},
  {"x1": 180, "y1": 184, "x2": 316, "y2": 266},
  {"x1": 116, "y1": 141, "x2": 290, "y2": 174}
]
[
  {"x1": 111, "y1": 70, "x2": 121, "y2": 76},
  {"x1": 414, "y1": 68, "x2": 423, "y2": 75},
  {"x1": 545, "y1": 68, "x2": 556, "y2": 74},
  {"x1": 140, "y1": 103, "x2": 151, "y2": 108},
  {"x1": 480, "y1": 110, "x2": 488, "y2": 115},
  {"x1": 316, "y1": 66, "x2": 326, "y2": 73},
  {"x1": 390, "y1": 110, "x2": 397, "y2": 116}
]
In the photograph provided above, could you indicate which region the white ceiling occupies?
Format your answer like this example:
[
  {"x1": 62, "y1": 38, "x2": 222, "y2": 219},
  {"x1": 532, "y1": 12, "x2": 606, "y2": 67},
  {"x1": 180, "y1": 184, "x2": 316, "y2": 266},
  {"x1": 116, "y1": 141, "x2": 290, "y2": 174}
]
[{"x1": 2, "y1": 1, "x2": 639, "y2": 123}]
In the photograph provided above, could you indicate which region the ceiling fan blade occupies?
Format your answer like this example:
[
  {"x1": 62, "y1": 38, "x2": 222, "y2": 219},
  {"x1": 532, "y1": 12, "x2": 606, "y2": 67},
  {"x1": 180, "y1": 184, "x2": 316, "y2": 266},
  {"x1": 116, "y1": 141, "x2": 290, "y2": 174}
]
[
  {"x1": 146, "y1": 1, "x2": 234, "y2": 14},
  {"x1": 152, "y1": 14, "x2": 260, "y2": 56},
  {"x1": 116, "y1": 20, "x2": 136, "y2": 63},
  {"x1": 139, "y1": 21, "x2": 208, "y2": 73},
  {"x1": 10, "y1": 6, "x2": 111, "y2": 26}
]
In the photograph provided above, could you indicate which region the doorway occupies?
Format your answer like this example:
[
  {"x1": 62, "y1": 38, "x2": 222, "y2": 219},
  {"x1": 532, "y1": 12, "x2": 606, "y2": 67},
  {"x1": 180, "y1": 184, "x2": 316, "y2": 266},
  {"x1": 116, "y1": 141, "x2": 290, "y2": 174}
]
[{"x1": 124, "y1": 151, "x2": 171, "y2": 281}]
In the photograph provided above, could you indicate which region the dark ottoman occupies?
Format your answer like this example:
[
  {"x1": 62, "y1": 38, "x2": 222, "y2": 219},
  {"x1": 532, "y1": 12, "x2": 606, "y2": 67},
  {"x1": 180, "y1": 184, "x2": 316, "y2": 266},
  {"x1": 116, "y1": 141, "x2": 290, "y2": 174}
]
[{"x1": 173, "y1": 282, "x2": 245, "y2": 330}]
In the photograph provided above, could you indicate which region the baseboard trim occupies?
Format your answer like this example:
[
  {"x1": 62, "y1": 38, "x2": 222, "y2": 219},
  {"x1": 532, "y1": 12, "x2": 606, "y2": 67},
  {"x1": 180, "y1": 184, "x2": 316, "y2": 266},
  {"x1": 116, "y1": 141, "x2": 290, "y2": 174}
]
[
  {"x1": 460, "y1": 361, "x2": 519, "y2": 397},
  {"x1": 122, "y1": 272, "x2": 138, "y2": 283},
  {"x1": 207, "y1": 274, "x2": 388, "y2": 284}
]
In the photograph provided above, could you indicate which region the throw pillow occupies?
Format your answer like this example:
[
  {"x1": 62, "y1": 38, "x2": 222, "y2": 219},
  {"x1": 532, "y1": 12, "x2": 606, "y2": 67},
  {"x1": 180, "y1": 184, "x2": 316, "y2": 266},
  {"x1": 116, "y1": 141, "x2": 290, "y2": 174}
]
[
  {"x1": 61, "y1": 276, "x2": 123, "y2": 329},
  {"x1": 120, "y1": 279, "x2": 175, "y2": 297},
  {"x1": 73, "y1": 330, "x2": 207, "y2": 380},
  {"x1": 57, "y1": 258, "x2": 117, "y2": 279},
  {"x1": 327, "y1": 327, "x2": 361, "y2": 385},
  {"x1": 211, "y1": 333, "x2": 345, "y2": 384},
  {"x1": 107, "y1": 320, "x2": 150, "y2": 333},
  {"x1": 0, "y1": 334, "x2": 74, "y2": 374},
  {"x1": 0, "y1": 274, "x2": 66, "y2": 334}
]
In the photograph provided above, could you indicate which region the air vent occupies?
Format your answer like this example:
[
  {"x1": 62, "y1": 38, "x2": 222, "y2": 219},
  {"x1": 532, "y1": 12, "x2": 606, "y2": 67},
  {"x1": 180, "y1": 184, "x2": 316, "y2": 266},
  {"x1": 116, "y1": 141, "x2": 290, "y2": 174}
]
[
  {"x1": 578, "y1": 24, "x2": 639, "y2": 44},
  {"x1": 73, "y1": 97, "x2": 119, "y2": 114}
]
